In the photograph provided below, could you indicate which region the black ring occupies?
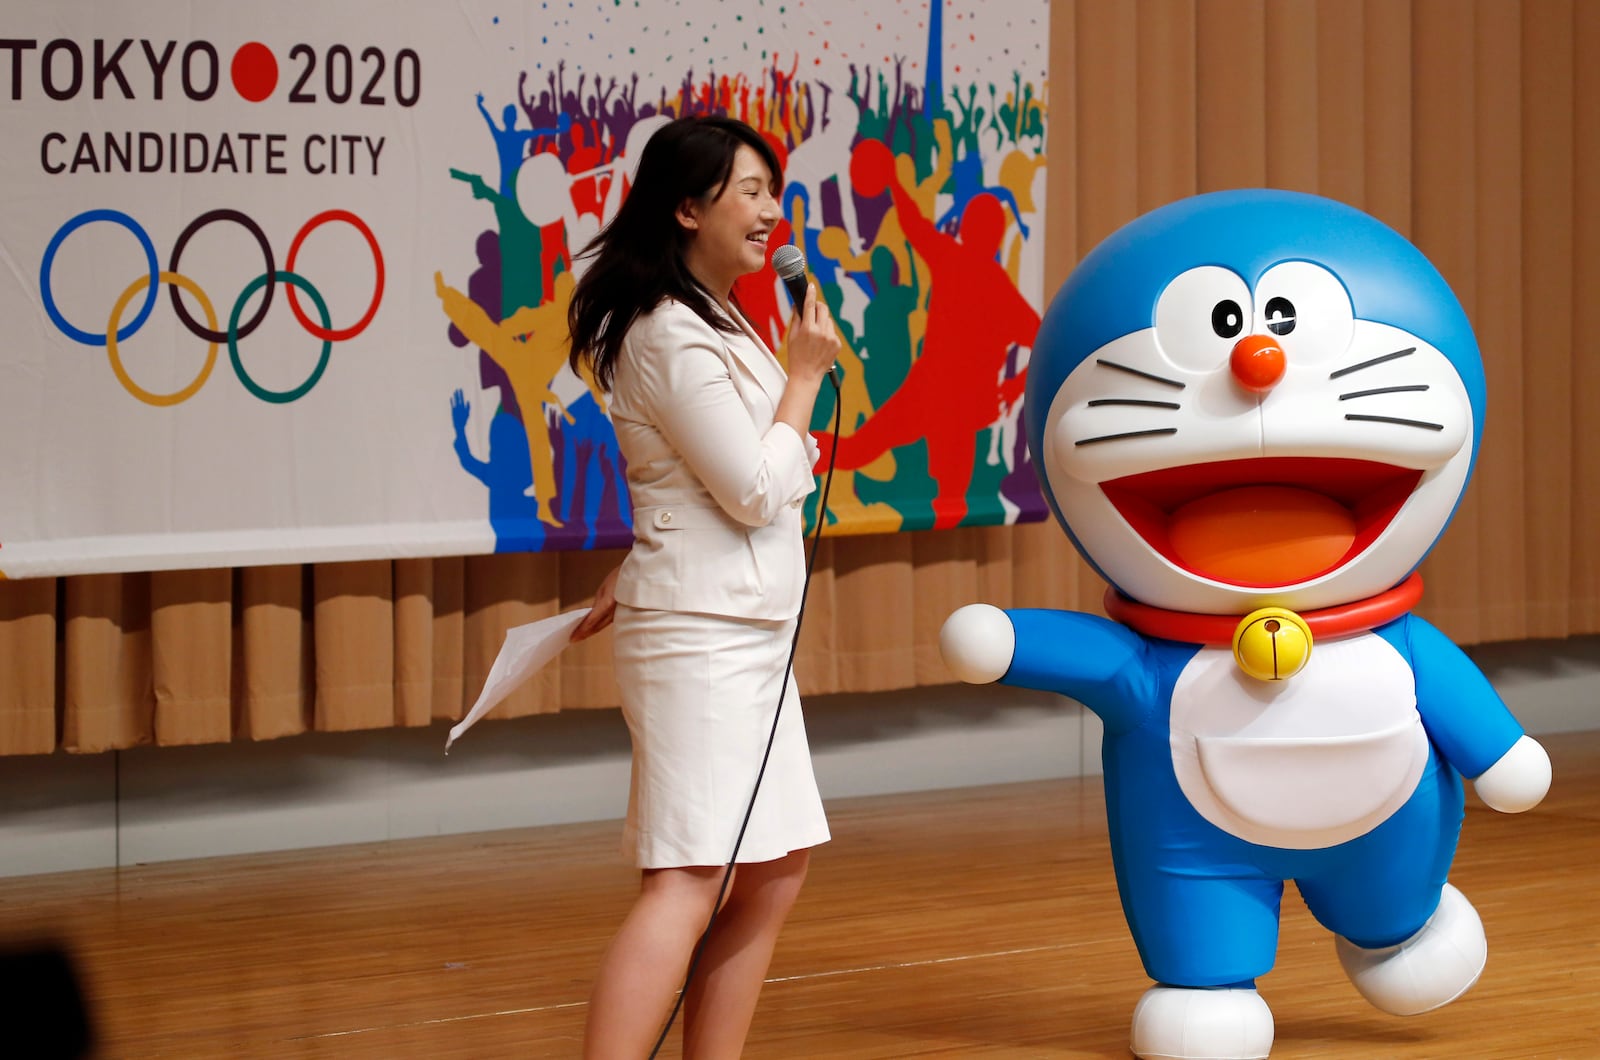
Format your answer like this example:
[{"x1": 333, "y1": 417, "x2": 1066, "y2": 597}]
[{"x1": 167, "y1": 209, "x2": 275, "y2": 343}]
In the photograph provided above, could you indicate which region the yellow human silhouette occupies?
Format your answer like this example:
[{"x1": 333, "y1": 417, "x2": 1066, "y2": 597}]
[
  {"x1": 997, "y1": 149, "x2": 1047, "y2": 286},
  {"x1": 435, "y1": 270, "x2": 598, "y2": 527}
]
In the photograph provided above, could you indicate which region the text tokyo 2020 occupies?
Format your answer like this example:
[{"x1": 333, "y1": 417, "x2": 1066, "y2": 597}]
[{"x1": 4, "y1": 37, "x2": 415, "y2": 177}]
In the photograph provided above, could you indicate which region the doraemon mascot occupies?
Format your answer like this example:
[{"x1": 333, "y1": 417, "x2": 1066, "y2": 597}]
[{"x1": 940, "y1": 190, "x2": 1551, "y2": 1060}]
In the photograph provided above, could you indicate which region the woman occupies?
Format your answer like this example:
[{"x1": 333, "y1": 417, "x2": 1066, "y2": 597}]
[{"x1": 565, "y1": 116, "x2": 842, "y2": 1057}]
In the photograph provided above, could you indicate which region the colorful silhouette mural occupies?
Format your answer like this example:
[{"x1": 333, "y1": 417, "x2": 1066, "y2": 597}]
[{"x1": 437, "y1": 0, "x2": 1049, "y2": 550}]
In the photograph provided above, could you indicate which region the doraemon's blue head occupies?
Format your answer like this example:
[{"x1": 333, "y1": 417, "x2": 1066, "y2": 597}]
[{"x1": 1026, "y1": 189, "x2": 1484, "y2": 614}]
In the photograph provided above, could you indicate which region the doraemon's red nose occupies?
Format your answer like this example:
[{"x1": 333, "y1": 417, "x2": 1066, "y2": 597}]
[{"x1": 1231, "y1": 334, "x2": 1286, "y2": 392}]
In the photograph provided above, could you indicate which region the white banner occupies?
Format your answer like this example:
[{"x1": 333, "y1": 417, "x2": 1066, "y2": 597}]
[{"x1": 0, "y1": 0, "x2": 1049, "y2": 578}]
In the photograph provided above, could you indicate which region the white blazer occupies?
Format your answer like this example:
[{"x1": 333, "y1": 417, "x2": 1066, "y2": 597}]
[{"x1": 609, "y1": 298, "x2": 820, "y2": 621}]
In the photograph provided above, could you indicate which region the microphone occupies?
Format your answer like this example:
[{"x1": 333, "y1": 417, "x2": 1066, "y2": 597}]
[
  {"x1": 771, "y1": 243, "x2": 809, "y2": 310},
  {"x1": 771, "y1": 242, "x2": 840, "y2": 389}
]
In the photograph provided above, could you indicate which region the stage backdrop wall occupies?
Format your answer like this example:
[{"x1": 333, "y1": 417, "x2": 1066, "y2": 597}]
[
  {"x1": 0, "y1": 0, "x2": 1050, "y2": 580},
  {"x1": 3, "y1": 0, "x2": 1598, "y2": 760}
]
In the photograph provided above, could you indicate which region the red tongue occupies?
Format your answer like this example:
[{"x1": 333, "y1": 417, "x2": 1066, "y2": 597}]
[{"x1": 1167, "y1": 485, "x2": 1357, "y2": 585}]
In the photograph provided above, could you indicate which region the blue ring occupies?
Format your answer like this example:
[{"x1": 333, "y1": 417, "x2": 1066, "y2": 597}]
[{"x1": 40, "y1": 210, "x2": 159, "y2": 346}]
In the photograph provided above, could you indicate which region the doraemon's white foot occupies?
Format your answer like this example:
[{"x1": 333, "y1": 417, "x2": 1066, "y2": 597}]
[
  {"x1": 1130, "y1": 985, "x2": 1273, "y2": 1059},
  {"x1": 1334, "y1": 882, "x2": 1486, "y2": 1015}
]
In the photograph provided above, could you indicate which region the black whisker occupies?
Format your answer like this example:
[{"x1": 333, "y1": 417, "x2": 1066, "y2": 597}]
[
  {"x1": 1339, "y1": 384, "x2": 1430, "y2": 401},
  {"x1": 1096, "y1": 358, "x2": 1186, "y2": 390},
  {"x1": 1330, "y1": 347, "x2": 1416, "y2": 379},
  {"x1": 1086, "y1": 398, "x2": 1182, "y2": 409},
  {"x1": 1075, "y1": 427, "x2": 1179, "y2": 447},
  {"x1": 1345, "y1": 414, "x2": 1444, "y2": 431}
]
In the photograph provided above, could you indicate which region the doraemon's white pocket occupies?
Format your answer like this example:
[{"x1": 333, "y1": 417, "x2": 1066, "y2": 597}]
[{"x1": 1195, "y1": 718, "x2": 1429, "y2": 848}]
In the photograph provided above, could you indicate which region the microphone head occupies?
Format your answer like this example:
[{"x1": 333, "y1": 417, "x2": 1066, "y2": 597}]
[{"x1": 771, "y1": 243, "x2": 807, "y2": 280}]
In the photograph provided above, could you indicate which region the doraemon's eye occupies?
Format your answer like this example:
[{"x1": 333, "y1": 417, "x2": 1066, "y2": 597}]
[
  {"x1": 1212, "y1": 301, "x2": 1246, "y2": 339},
  {"x1": 1264, "y1": 296, "x2": 1296, "y2": 335},
  {"x1": 1253, "y1": 262, "x2": 1352, "y2": 363},
  {"x1": 1154, "y1": 266, "x2": 1253, "y2": 372}
]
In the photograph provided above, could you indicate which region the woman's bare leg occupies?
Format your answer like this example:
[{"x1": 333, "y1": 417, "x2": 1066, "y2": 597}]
[
  {"x1": 582, "y1": 865, "x2": 732, "y2": 1059},
  {"x1": 681, "y1": 849, "x2": 811, "y2": 1059}
]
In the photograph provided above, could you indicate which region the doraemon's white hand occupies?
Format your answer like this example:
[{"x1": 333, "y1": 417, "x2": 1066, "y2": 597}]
[
  {"x1": 1472, "y1": 734, "x2": 1551, "y2": 813},
  {"x1": 940, "y1": 604, "x2": 1015, "y2": 684}
]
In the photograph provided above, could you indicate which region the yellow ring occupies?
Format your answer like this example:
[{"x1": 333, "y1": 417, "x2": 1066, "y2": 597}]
[{"x1": 106, "y1": 271, "x2": 218, "y2": 407}]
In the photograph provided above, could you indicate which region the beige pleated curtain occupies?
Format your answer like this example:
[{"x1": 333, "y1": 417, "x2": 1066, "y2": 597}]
[{"x1": 3, "y1": 0, "x2": 1598, "y2": 757}]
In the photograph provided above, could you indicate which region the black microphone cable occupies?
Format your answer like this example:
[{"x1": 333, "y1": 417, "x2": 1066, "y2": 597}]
[{"x1": 646, "y1": 363, "x2": 843, "y2": 1059}]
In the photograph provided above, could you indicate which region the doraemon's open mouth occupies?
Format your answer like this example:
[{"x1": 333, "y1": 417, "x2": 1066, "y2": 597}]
[{"x1": 1100, "y1": 457, "x2": 1422, "y2": 589}]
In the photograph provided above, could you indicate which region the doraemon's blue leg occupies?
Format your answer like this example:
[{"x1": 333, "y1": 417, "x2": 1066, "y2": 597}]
[
  {"x1": 1295, "y1": 767, "x2": 1459, "y2": 947},
  {"x1": 1296, "y1": 761, "x2": 1485, "y2": 1016},
  {"x1": 1119, "y1": 866, "x2": 1281, "y2": 1059},
  {"x1": 1122, "y1": 870, "x2": 1283, "y2": 986}
]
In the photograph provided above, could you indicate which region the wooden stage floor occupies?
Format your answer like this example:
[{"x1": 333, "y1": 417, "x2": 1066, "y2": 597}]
[{"x1": 3, "y1": 732, "x2": 1599, "y2": 1058}]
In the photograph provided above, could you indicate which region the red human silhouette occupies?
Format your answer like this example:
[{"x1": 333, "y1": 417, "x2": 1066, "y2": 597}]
[
  {"x1": 566, "y1": 124, "x2": 607, "y2": 219},
  {"x1": 730, "y1": 133, "x2": 794, "y2": 351},
  {"x1": 730, "y1": 216, "x2": 794, "y2": 352},
  {"x1": 820, "y1": 139, "x2": 1039, "y2": 529}
]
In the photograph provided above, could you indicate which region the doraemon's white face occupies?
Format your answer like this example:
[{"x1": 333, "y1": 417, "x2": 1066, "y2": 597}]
[{"x1": 1042, "y1": 261, "x2": 1475, "y2": 614}]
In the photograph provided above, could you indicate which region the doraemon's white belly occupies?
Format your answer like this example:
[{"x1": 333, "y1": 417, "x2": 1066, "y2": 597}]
[{"x1": 1170, "y1": 632, "x2": 1429, "y2": 850}]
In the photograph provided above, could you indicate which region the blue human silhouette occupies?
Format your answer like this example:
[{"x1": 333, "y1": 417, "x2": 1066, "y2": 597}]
[
  {"x1": 553, "y1": 391, "x2": 632, "y2": 551},
  {"x1": 476, "y1": 93, "x2": 572, "y2": 197},
  {"x1": 451, "y1": 387, "x2": 547, "y2": 552}
]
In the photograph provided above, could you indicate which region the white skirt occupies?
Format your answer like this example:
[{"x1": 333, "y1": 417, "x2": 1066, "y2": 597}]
[{"x1": 613, "y1": 603, "x2": 831, "y2": 868}]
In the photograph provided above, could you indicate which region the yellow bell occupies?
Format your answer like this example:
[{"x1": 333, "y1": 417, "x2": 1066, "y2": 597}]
[{"x1": 1231, "y1": 607, "x2": 1313, "y2": 681}]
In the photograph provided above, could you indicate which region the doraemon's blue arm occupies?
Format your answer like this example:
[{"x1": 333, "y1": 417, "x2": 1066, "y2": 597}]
[
  {"x1": 1379, "y1": 614, "x2": 1551, "y2": 811},
  {"x1": 941, "y1": 605, "x2": 1157, "y2": 733}
]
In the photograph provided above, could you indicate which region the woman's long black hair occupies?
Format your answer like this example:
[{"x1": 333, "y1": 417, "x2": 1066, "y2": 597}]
[{"x1": 566, "y1": 116, "x2": 784, "y2": 392}]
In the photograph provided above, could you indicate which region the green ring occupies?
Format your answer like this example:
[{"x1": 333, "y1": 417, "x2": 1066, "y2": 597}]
[{"x1": 229, "y1": 270, "x2": 333, "y2": 404}]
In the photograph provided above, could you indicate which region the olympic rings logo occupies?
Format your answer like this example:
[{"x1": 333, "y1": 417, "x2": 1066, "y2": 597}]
[{"x1": 40, "y1": 207, "x2": 384, "y2": 406}]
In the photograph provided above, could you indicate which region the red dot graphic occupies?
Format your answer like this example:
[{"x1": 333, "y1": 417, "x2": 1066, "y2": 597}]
[{"x1": 231, "y1": 42, "x2": 278, "y2": 102}]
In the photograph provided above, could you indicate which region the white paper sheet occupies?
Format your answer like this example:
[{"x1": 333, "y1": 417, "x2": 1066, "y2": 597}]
[{"x1": 445, "y1": 608, "x2": 592, "y2": 753}]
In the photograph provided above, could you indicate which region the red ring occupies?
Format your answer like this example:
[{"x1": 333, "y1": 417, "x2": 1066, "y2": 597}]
[{"x1": 285, "y1": 209, "x2": 384, "y2": 341}]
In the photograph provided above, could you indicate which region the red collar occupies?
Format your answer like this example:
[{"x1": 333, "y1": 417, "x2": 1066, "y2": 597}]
[{"x1": 1104, "y1": 573, "x2": 1423, "y2": 645}]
